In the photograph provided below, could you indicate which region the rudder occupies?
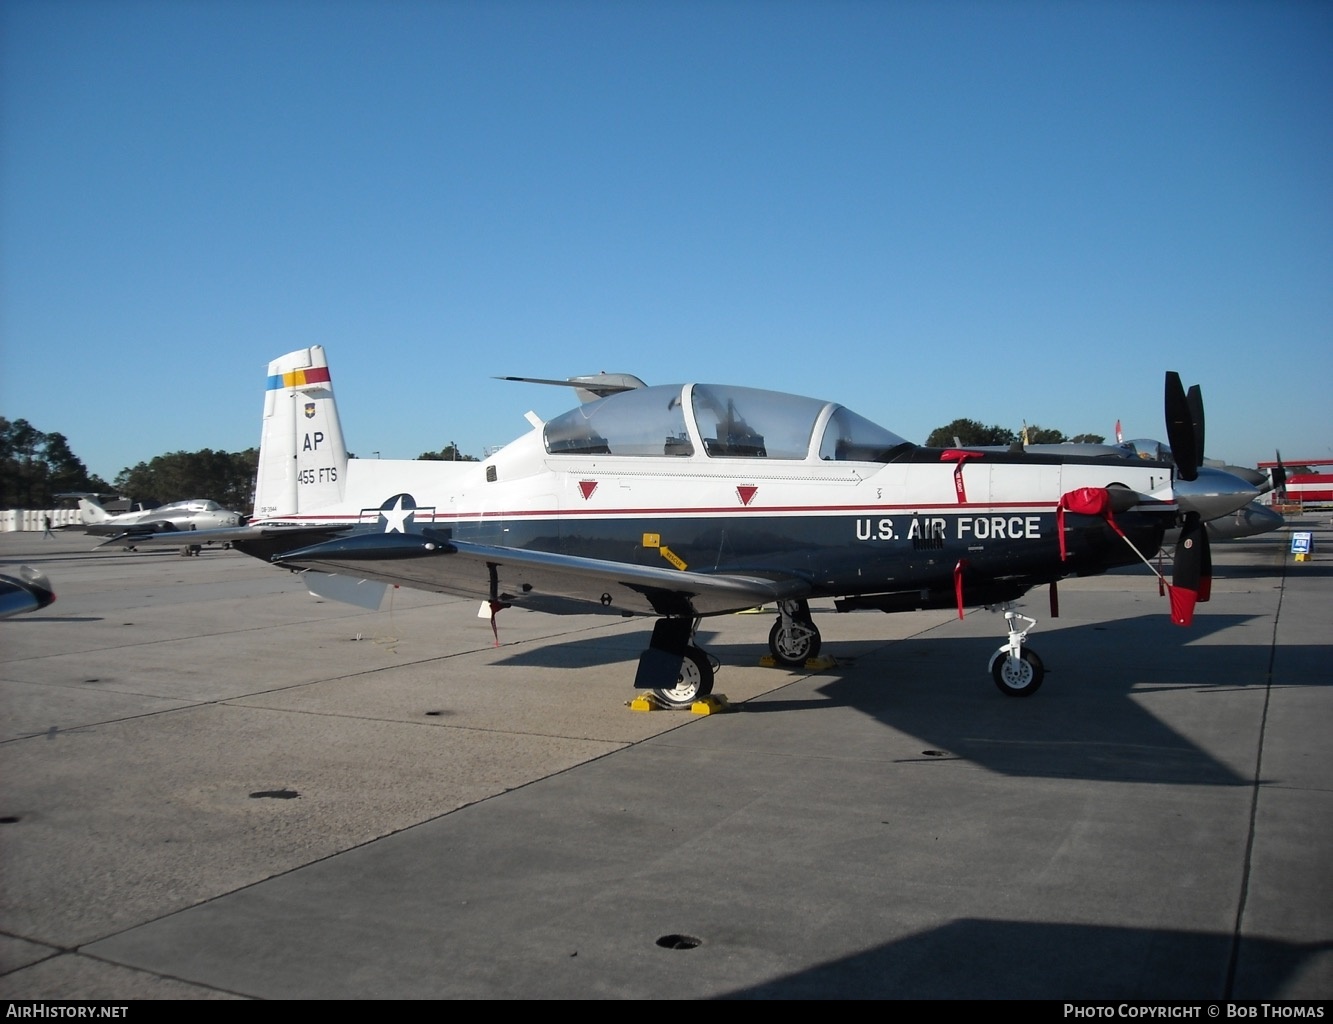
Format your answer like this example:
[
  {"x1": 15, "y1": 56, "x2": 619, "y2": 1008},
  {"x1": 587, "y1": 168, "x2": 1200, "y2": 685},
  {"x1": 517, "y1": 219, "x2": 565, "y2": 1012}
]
[
  {"x1": 77, "y1": 498, "x2": 111, "y2": 524},
  {"x1": 253, "y1": 346, "x2": 349, "y2": 519}
]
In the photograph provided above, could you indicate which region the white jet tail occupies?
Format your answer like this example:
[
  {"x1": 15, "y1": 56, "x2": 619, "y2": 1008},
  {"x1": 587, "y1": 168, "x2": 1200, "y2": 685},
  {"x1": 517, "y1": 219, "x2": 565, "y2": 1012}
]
[
  {"x1": 76, "y1": 497, "x2": 112, "y2": 524},
  {"x1": 253, "y1": 346, "x2": 349, "y2": 519}
]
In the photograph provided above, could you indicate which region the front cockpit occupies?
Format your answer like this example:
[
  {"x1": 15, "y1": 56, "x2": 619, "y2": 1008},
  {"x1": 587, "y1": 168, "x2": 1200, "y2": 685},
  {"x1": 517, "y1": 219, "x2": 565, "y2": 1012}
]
[{"x1": 541, "y1": 383, "x2": 912, "y2": 463}]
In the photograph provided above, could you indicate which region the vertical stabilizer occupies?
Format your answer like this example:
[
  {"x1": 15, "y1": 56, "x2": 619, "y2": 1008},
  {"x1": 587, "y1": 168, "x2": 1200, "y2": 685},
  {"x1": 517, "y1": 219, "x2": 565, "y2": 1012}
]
[
  {"x1": 253, "y1": 346, "x2": 349, "y2": 519},
  {"x1": 76, "y1": 498, "x2": 111, "y2": 524}
]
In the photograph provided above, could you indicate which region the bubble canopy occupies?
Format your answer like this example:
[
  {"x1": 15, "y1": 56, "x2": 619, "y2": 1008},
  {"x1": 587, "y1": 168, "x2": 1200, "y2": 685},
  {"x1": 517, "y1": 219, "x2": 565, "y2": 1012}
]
[{"x1": 542, "y1": 384, "x2": 911, "y2": 462}]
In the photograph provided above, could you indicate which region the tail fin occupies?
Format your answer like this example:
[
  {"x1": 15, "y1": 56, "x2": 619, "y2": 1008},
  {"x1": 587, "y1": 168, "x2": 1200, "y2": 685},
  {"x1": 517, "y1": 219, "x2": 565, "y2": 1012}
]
[
  {"x1": 77, "y1": 498, "x2": 111, "y2": 524},
  {"x1": 253, "y1": 346, "x2": 349, "y2": 519}
]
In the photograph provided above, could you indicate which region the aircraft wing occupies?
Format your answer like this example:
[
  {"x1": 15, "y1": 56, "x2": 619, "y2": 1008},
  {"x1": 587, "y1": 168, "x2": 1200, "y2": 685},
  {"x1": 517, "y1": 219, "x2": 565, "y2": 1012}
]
[
  {"x1": 273, "y1": 532, "x2": 813, "y2": 618},
  {"x1": 88, "y1": 521, "x2": 187, "y2": 542}
]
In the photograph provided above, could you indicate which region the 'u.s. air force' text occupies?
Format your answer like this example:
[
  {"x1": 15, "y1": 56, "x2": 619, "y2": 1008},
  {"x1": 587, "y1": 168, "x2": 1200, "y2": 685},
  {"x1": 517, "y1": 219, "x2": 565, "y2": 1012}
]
[{"x1": 856, "y1": 515, "x2": 1042, "y2": 542}]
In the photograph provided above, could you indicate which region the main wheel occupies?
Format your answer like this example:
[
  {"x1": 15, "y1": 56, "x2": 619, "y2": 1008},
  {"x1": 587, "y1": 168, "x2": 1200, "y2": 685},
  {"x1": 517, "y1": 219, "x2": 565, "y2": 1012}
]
[
  {"x1": 768, "y1": 616, "x2": 821, "y2": 667},
  {"x1": 653, "y1": 646, "x2": 715, "y2": 709},
  {"x1": 991, "y1": 647, "x2": 1045, "y2": 697}
]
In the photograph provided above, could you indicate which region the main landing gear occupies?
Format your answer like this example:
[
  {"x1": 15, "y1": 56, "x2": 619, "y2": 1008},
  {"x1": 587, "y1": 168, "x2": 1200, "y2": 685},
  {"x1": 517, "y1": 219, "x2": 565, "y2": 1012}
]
[
  {"x1": 986, "y1": 604, "x2": 1045, "y2": 697},
  {"x1": 653, "y1": 645, "x2": 716, "y2": 710},
  {"x1": 636, "y1": 617, "x2": 717, "y2": 709},
  {"x1": 768, "y1": 599, "x2": 822, "y2": 667}
]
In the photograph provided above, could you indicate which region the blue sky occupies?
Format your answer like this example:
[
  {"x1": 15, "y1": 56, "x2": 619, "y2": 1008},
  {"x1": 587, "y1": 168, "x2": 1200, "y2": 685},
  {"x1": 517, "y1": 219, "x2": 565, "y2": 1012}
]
[{"x1": 2, "y1": 0, "x2": 1329, "y2": 483}]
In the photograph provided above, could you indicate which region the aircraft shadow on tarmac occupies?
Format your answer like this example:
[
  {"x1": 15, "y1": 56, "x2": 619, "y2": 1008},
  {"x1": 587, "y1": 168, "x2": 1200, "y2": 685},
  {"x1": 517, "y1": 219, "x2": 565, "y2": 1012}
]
[
  {"x1": 0, "y1": 547, "x2": 230, "y2": 572},
  {"x1": 1208, "y1": 562, "x2": 1333, "y2": 581},
  {"x1": 493, "y1": 611, "x2": 1318, "y2": 788},
  {"x1": 719, "y1": 918, "x2": 1332, "y2": 1000},
  {"x1": 0, "y1": 615, "x2": 102, "y2": 623}
]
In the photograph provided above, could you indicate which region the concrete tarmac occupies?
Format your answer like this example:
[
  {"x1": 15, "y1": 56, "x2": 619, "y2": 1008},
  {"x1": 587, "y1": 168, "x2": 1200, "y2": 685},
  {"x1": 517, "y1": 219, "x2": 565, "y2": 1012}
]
[{"x1": 1, "y1": 521, "x2": 1329, "y2": 1000}]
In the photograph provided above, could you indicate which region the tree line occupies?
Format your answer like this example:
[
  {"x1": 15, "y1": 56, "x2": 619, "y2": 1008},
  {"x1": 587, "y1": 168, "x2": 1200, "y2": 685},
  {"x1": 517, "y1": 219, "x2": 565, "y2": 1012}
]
[
  {"x1": 1, "y1": 417, "x2": 112, "y2": 509},
  {"x1": 0, "y1": 416, "x2": 484, "y2": 512},
  {"x1": 924, "y1": 419, "x2": 1104, "y2": 448}
]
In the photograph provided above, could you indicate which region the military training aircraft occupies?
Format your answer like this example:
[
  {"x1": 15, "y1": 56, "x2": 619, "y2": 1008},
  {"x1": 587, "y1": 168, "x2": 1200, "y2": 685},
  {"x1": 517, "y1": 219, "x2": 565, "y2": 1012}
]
[
  {"x1": 74, "y1": 495, "x2": 243, "y2": 548},
  {"x1": 0, "y1": 566, "x2": 56, "y2": 618},
  {"x1": 163, "y1": 346, "x2": 1264, "y2": 706}
]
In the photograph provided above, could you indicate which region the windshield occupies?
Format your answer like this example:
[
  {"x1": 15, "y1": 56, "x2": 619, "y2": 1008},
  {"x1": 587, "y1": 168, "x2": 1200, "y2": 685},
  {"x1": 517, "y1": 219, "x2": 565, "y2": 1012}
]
[{"x1": 818, "y1": 406, "x2": 911, "y2": 462}]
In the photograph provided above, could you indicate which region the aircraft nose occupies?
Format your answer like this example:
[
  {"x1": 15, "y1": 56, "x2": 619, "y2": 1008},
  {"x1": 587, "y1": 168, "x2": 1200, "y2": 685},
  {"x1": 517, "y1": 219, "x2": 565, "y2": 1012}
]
[{"x1": 1174, "y1": 466, "x2": 1261, "y2": 520}]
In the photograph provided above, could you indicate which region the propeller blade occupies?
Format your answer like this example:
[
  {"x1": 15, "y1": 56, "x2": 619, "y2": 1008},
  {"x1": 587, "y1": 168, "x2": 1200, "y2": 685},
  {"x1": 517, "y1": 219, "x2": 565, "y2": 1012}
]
[
  {"x1": 1169, "y1": 512, "x2": 1211, "y2": 626},
  {"x1": 1164, "y1": 372, "x2": 1200, "y2": 482},
  {"x1": 1243, "y1": 451, "x2": 1288, "y2": 497},
  {"x1": 1186, "y1": 384, "x2": 1205, "y2": 469},
  {"x1": 1268, "y1": 450, "x2": 1287, "y2": 494}
]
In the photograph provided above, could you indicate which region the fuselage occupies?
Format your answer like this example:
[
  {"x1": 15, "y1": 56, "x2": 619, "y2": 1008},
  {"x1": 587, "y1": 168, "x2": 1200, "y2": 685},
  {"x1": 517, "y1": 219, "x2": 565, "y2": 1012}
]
[
  {"x1": 82, "y1": 499, "x2": 242, "y2": 536},
  {"x1": 248, "y1": 382, "x2": 1177, "y2": 608}
]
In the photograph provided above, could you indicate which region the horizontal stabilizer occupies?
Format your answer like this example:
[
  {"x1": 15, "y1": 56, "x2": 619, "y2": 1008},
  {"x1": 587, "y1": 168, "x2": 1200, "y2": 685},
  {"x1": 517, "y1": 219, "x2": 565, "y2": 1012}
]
[
  {"x1": 111, "y1": 522, "x2": 352, "y2": 551},
  {"x1": 0, "y1": 566, "x2": 56, "y2": 618}
]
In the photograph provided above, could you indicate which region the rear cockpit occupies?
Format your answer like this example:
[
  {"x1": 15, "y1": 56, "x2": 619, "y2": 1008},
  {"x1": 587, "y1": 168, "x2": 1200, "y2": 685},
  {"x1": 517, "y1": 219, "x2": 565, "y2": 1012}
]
[
  {"x1": 1120, "y1": 439, "x2": 1173, "y2": 464},
  {"x1": 541, "y1": 383, "x2": 912, "y2": 463}
]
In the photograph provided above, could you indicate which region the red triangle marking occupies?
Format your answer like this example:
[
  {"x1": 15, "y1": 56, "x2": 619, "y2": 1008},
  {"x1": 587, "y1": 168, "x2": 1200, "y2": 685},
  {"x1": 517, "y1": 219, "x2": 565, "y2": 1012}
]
[
  {"x1": 737, "y1": 485, "x2": 758, "y2": 506},
  {"x1": 579, "y1": 480, "x2": 598, "y2": 500}
]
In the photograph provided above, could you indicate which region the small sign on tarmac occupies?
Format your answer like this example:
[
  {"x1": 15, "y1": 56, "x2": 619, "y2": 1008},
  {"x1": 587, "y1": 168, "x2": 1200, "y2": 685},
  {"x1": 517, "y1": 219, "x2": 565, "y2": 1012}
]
[{"x1": 1290, "y1": 531, "x2": 1313, "y2": 561}]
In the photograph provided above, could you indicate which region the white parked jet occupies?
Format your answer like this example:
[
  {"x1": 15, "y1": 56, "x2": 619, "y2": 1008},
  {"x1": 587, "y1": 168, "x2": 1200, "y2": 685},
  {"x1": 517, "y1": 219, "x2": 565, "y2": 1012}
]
[{"x1": 76, "y1": 496, "x2": 243, "y2": 547}]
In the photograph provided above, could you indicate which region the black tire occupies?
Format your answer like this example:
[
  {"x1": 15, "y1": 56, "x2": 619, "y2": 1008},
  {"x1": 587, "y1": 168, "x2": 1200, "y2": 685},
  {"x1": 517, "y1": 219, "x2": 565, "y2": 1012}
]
[
  {"x1": 768, "y1": 616, "x2": 821, "y2": 667},
  {"x1": 653, "y1": 646, "x2": 715, "y2": 709},
  {"x1": 991, "y1": 648, "x2": 1045, "y2": 697}
]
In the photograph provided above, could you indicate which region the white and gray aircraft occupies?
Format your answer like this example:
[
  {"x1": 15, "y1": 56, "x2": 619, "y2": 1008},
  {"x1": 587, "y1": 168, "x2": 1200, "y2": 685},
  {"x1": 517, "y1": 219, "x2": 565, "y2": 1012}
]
[{"x1": 76, "y1": 496, "x2": 243, "y2": 547}]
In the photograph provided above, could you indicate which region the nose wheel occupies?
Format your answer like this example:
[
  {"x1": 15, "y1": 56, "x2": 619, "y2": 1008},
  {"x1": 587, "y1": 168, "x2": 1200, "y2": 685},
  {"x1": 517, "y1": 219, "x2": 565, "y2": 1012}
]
[
  {"x1": 986, "y1": 604, "x2": 1045, "y2": 697},
  {"x1": 990, "y1": 646, "x2": 1045, "y2": 696}
]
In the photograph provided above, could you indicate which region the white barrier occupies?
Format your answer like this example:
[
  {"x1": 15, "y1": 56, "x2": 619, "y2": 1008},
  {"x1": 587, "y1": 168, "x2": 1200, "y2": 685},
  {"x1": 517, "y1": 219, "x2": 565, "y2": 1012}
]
[{"x1": 2, "y1": 508, "x2": 86, "y2": 532}]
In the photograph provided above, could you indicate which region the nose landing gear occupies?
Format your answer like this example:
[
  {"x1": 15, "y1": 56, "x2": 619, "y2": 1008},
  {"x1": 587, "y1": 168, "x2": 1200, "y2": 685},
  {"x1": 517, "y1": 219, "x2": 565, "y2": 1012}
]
[{"x1": 987, "y1": 605, "x2": 1044, "y2": 697}]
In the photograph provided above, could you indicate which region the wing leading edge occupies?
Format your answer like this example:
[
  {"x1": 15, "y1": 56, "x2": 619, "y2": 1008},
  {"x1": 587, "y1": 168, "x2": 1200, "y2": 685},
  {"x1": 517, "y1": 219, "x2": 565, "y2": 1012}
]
[{"x1": 273, "y1": 531, "x2": 813, "y2": 618}]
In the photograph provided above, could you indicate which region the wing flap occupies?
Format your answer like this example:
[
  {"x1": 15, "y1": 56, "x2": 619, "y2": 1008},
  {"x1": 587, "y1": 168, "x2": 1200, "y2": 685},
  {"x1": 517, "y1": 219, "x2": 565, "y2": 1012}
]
[{"x1": 274, "y1": 532, "x2": 811, "y2": 617}]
